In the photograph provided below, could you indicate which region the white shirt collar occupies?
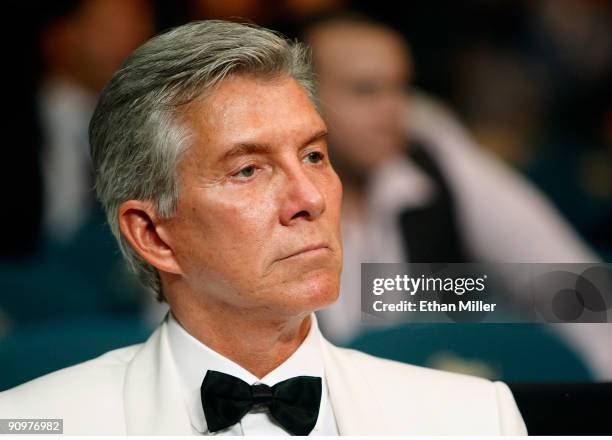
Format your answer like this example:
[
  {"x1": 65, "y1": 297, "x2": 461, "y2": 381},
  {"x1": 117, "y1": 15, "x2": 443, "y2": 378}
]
[
  {"x1": 166, "y1": 311, "x2": 335, "y2": 435},
  {"x1": 365, "y1": 153, "x2": 435, "y2": 216}
]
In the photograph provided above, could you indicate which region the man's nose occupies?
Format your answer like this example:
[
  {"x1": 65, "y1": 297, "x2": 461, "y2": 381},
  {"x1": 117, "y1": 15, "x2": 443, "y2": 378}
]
[{"x1": 279, "y1": 167, "x2": 326, "y2": 226}]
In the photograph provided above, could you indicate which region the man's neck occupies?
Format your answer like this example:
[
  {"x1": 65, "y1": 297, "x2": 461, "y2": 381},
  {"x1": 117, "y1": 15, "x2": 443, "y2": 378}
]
[{"x1": 168, "y1": 296, "x2": 312, "y2": 378}]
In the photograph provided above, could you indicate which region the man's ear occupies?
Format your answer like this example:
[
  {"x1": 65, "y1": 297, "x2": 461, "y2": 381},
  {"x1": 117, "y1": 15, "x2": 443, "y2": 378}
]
[{"x1": 118, "y1": 200, "x2": 182, "y2": 275}]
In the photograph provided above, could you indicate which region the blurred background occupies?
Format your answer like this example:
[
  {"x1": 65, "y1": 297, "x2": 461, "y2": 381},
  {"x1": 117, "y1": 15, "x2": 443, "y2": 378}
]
[{"x1": 1, "y1": 0, "x2": 611, "y2": 394}]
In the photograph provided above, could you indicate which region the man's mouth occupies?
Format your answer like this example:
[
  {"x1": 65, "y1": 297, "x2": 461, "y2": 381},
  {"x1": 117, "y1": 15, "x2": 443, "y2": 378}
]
[{"x1": 280, "y1": 243, "x2": 330, "y2": 260}]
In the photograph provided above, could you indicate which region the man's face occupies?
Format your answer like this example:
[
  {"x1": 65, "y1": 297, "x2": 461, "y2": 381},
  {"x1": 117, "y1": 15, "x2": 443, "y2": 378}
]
[
  {"x1": 162, "y1": 75, "x2": 343, "y2": 317},
  {"x1": 309, "y1": 24, "x2": 411, "y2": 177}
]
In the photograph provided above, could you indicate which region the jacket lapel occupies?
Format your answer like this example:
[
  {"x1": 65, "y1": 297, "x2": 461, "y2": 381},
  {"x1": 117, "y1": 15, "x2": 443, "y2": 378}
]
[
  {"x1": 321, "y1": 338, "x2": 394, "y2": 435},
  {"x1": 123, "y1": 319, "x2": 394, "y2": 435},
  {"x1": 123, "y1": 321, "x2": 193, "y2": 435}
]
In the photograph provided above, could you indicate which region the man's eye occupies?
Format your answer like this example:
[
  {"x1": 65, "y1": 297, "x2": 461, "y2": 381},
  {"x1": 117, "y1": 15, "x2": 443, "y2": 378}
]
[
  {"x1": 235, "y1": 165, "x2": 256, "y2": 178},
  {"x1": 306, "y1": 152, "x2": 324, "y2": 164}
]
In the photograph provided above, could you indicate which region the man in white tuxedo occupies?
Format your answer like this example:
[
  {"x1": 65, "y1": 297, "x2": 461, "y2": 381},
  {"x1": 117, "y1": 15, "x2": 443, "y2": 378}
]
[{"x1": 0, "y1": 20, "x2": 527, "y2": 435}]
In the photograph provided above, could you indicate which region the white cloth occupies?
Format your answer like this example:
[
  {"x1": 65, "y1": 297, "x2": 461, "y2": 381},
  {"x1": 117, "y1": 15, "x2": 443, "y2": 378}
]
[
  {"x1": 167, "y1": 312, "x2": 338, "y2": 435},
  {"x1": 407, "y1": 91, "x2": 600, "y2": 266},
  {"x1": 0, "y1": 318, "x2": 527, "y2": 435}
]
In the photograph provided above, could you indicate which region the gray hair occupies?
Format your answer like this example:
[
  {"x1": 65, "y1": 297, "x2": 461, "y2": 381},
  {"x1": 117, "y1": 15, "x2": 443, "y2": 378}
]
[{"x1": 89, "y1": 20, "x2": 318, "y2": 301}]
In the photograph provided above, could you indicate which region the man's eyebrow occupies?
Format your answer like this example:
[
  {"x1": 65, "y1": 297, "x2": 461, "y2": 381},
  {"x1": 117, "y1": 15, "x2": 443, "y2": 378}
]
[
  {"x1": 303, "y1": 130, "x2": 328, "y2": 148},
  {"x1": 220, "y1": 143, "x2": 273, "y2": 162},
  {"x1": 219, "y1": 129, "x2": 328, "y2": 162}
]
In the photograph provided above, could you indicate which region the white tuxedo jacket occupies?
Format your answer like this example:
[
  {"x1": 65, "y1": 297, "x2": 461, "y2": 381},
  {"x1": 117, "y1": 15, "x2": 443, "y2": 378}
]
[{"x1": 0, "y1": 321, "x2": 527, "y2": 435}]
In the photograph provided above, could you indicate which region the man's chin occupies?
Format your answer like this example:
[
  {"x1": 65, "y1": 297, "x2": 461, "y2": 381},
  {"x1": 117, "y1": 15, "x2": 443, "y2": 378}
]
[
  {"x1": 299, "y1": 272, "x2": 340, "y2": 311},
  {"x1": 273, "y1": 271, "x2": 340, "y2": 315}
]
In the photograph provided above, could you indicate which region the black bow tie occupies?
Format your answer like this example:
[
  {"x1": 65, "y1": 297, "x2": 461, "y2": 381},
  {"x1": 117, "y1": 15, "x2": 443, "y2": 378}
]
[{"x1": 200, "y1": 370, "x2": 322, "y2": 435}]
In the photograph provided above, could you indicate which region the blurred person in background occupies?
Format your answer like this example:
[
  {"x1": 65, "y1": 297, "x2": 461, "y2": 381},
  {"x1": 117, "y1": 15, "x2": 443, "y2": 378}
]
[
  {"x1": 1, "y1": 0, "x2": 154, "y2": 255},
  {"x1": 303, "y1": 12, "x2": 612, "y2": 380},
  {"x1": 0, "y1": 0, "x2": 156, "y2": 391},
  {"x1": 38, "y1": 0, "x2": 154, "y2": 243},
  {"x1": 345, "y1": 0, "x2": 611, "y2": 261}
]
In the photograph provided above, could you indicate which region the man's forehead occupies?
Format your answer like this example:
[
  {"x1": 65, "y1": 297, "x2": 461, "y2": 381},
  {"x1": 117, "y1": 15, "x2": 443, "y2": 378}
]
[
  {"x1": 180, "y1": 74, "x2": 325, "y2": 159},
  {"x1": 187, "y1": 75, "x2": 316, "y2": 120}
]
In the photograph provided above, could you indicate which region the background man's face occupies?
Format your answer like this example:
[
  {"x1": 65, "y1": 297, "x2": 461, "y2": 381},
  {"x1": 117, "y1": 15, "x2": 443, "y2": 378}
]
[
  {"x1": 42, "y1": 0, "x2": 154, "y2": 92},
  {"x1": 309, "y1": 24, "x2": 411, "y2": 178},
  {"x1": 164, "y1": 75, "x2": 343, "y2": 317}
]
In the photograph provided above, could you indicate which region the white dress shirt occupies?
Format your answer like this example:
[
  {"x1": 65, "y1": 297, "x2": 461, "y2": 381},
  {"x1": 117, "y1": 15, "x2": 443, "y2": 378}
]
[{"x1": 167, "y1": 312, "x2": 339, "y2": 436}]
